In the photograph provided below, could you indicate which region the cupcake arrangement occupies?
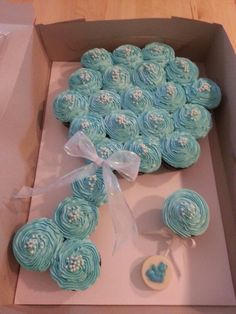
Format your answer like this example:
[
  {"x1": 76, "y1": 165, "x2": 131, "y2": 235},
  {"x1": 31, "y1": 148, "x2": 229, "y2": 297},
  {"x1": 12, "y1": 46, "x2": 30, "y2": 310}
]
[{"x1": 13, "y1": 41, "x2": 218, "y2": 292}]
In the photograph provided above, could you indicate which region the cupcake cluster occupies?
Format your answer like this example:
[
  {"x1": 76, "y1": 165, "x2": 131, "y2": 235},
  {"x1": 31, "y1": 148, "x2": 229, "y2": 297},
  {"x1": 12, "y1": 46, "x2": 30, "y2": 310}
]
[
  {"x1": 12, "y1": 194, "x2": 101, "y2": 291},
  {"x1": 53, "y1": 42, "x2": 221, "y2": 172}
]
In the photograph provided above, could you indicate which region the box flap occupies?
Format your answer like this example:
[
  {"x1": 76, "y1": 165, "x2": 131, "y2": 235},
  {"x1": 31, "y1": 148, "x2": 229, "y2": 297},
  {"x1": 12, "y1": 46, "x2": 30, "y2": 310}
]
[{"x1": 0, "y1": 0, "x2": 34, "y2": 25}]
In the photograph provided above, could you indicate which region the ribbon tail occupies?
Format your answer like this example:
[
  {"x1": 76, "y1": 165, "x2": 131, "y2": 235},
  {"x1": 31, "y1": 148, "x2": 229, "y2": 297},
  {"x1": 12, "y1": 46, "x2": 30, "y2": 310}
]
[
  {"x1": 15, "y1": 163, "x2": 97, "y2": 198},
  {"x1": 102, "y1": 165, "x2": 137, "y2": 254}
]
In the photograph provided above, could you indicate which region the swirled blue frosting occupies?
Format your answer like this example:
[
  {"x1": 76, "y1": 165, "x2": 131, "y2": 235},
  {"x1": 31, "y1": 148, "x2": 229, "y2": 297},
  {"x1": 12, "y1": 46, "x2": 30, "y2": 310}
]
[
  {"x1": 69, "y1": 68, "x2": 102, "y2": 97},
  {"x1": 161, "y1": 131, "x2": 200, "y2": 168},
  {"x1": 81, "y1": 48, "x2": 113, "y2": 72},
  {"x1": 104, "y1": 110, "x2": 139, "y2": 142},
  {"x1": 53, "y1": 196, "x2": 99, "y2": 240},
  {"x1": 165, "y1": 57, "x2": 199, "y2": 86},
  {"x1": 142, "y1": 42, "x2": 175, "y2": 66},
  {"x1": 103, "y1": 65, "x2": 132, "y2": 94},
  {"x1": 95, "y1": 138, "x2": 123, "y2": 160},
  {"x1": 53, "y1": 90, "x2": 89, "y2": 123},
  {"x1": 173, "y1": 104, "x2": 212, "y2": 139},
  {"x1": 12, "y1": 218, "x2": 63, "y2": 272},
  {"x1": 138, "y1": 108, "x2": 174, "y2": 139},
  {"x1": 72, "y1": 168, "x2": 107, "y2": 207},
  {"x1": 89, "y1": 90, "x2": 121, "y2": 116},
  {"x1": 153, "y1": 82, "x2": 186, "y2": 113},
  {"x1": 132, "y1": 61, "x2": 166, "y2": 91},
  {"x1": 112, "y1": 44, "x2": 143, "y2": 70},
  {"x1": 162, "y1": 189, "x2": 210, "y2": 238},
  {"x1": 69, "y1": 113, "x2": 106, "y2": 142},
  {"x1": 146, "y1": 262, "x2": 168, "y2": 283},
  {"x1": 124, "y1": 136, "x2": 162, "y2": 173},
  {"x1": 122, "y1": 86, "x2": 154, "y2": 115},
  {"x1": 50, "y1": 239, "x2": 100, "y2": 290},
  {"x1": 184, "y1": 78, "x2": 222, "y2": 110}
]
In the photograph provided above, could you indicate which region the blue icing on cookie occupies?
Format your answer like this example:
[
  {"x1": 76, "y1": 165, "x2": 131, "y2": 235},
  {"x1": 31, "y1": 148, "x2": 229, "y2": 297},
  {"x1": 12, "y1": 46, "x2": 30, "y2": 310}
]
[
  {"x1": 138, "y1": 108, "x2": 174, "y2": 139},
  {"x1": 72, "y1": 168, "x2": 107, "y2": 207},
  {"x1": 124, "y1": 137, "x2": 162, "y2": 173},
  {"x1": 104, "y1": 110, "x2": 139, "y2": 142},
  {"x1": 50, "y1": 239, "x2": 100, "y2": 291},
  {"x1": 69, "y1": 68, "x2": 102, "y2": 97},
  {"x1": 53, "y1": 90, "x2": 89, "y2": 123},
  {"x1": 184, "y1": 78, "x2": 222, "y2": 110},
  {"x1": 12, "y1": 218, "x2": 63, "y2": 272},
  {"x1": 146, "y1": 262, "x2": 168, "y2": 283},
  {"x1": 122, "y1": 86, "x2": 154, "y2": 115},
  {"x1": 161, "y1": 131, "x2": 200, "y2": 168},
  {"x1": 162, "y1": 189, "x2": 210, "y2": 238},
  {"x1": 173, "y1": 104, "x2": 212, "y2": 139},
  {"x1": 112, "y1": 44, "x2": 143, "y2": 70},
  {"x1": 165, "y1": 57, "x2": 199, "y2": 86},
  {"x1": 81, "y1": 48, "x2": 113, "y2": 72},
  {"x1": 69, "y1": 113, "x2": 106, "y2": 142},
  {"x1": 53, "y1": 196, "x2": 99, "y2": 240},
  {"x1": 153, "y1": 82, "x2": 186, "y2": 113},
  {"x1": 103, "y1": 65, "x2": 132, "y2": 94},
  {"x1": 132, "y1": 61, "x2": 166, "y2": 91},
  {"x1": 142, "y1": 42, "x2": 175, "y2": 66},
  {"x1": 89, "y1": 90, "x2": 121, "y2": 116}
]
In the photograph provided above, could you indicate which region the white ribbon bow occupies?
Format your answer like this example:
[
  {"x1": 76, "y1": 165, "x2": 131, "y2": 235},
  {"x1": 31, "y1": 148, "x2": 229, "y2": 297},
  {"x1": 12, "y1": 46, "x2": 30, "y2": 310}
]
[{"x1": 16, "y1": 131, "x2": 141, "y2": 253}]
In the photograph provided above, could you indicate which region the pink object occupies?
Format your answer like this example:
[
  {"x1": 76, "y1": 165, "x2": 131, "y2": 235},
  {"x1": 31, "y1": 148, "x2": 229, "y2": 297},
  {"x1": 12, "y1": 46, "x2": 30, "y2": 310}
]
[{"x1": 14, "y1": 62, "x2": 236, "y2": 305}]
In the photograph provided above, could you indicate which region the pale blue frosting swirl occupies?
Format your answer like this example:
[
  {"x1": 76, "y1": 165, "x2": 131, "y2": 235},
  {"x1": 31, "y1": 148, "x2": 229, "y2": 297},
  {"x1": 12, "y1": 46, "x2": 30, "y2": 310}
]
[
  {"x1": 89, "y1": 90, "x2": 121, "y2": 116},
  {"x1": 162, "y1": 189, "x2": 210, "y2": 238},
  {"x1": 69, "y1": 68, "x2": 102, "y2": 97},
  {"x1": 142, "y1": 42, "x2": 175, "y2": 66},
  {"x1": 165, "y1": 57, "x2": 199, "y2": 86},
  {"x1": 12, "y1": 218, "x2": 63, "y2": 272},
  {"x1": 124, "y1": 136, "x2": 162, "y2": 173},
  {"x1": 153, "y1": 82, "x2": 186, "y2": 112},
  {"x1": 122, "y1": 86, "x2": 154, "y2": 115},
  {"x1": 53, "y1": 90, "x2": 89, "y2": 123},
  {"x1": 103, "y1": 65, "x2": 132, "y2": 94},
  {"x1": 112, "y1": 44, "x2": 143, "y2": 70},
  {"x1": 104, "y1": 109, "x2": 139, "y2": 142},
  {"x1": 138, "y1": 108, "x2": 174, "y2": 139},
  {"x1": 161, "y1": 131, "x2": 200, "y2": 168},
  {"x1": 72, "y1": 168, "x2": 107, "y2": 207},
  {"x1": 184, "y1": 78, "x2": 222, "y2": 110},
  {"x1": 173, "y1": 104, "x2": 212, "y2": 139},
  {"x1": 81, "y1": 48, "x2": 113, "y2": 72},
  {"x1": 50, "y1": 239, "x2": 100, "y2": 290},
  {"x1": 69, "y1": 113, "x2": 106, "y2": 142},
  {"x1": 95, "y1": 138, "x2": 123, "y2": 160},
  {"x1": 132, "y1": 61, "x2": 166, "y2": 91},
  {"x1": 53, "y1": 196, "x2": 99, "y2": 240}
]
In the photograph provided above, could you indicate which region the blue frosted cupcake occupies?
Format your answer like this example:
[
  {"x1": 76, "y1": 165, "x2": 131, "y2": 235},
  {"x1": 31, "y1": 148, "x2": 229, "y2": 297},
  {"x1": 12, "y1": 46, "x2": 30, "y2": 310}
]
[
  {"x1": 53, "y1": 90, "x2": 89, "y2": 124},
  {"x1": 50, "y1": 239, "x2": 100, "y2": 291},
  {"x1": 162, "y1": 189, "x2": 210, "y2": 238},
  {"x1": 69, "y1": 113, "x2": 106, "y2": 142},
  {"x1": 124, "y1": 137, "x2": 162, "y2": 173},
  {"x1": 132, "y1": 61, "x2": 166, "y2": 91},
  {"x1": 142, "y1": 42, "x2": 175, "y2": 66},
  {"x1": 12, "y1": 218, "x2": 63, "y2": 272},
  {"x1": 103, "y1": 65, "x2": 131, "y2": 94},
  {"x1": 81, "y1": 48, "x2": 113, "y2": 72},
  {"x1": 72, "y1": 169, "x2": 107, "y2": 207},
  {"x1": 95, "y1": 138, "x2": 123, "y2": 160},
  {"x1": 161, "y1": 131, "x2": 200, "y2": 168},
  {"x1": 122, "y1": 86, "x2": 154, "y2": 115},
  {"x1": 184, "y1": 78, "x2": 222, "y2": 110},
  {"x1": 69, "y1": 68, "x2": 102, "y2": 97},
  {"x1": 165, "y1": 57, "x2": 199, "y2": 86},
  {"x1": 104, "y1": 110, "x2": 139, "y2": 142},
  {"x1": 138, "y1": 108, "x2": 174, "y2": 139},
  {"x1": 173, "y1": 104, "x2": 212, "y2": 139},
  {"x1": 54, "y1": 196, "x2": 99, "y2": 240},
  {"x1": 112, "y1": 44, "x2": 143, "y2": 70},
  {"x1": 153, "y1": 82, "x2": 186, "y2": 113},
  {"x1": 89, "y1": 90, "x2": 121, "y2": 116}
]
